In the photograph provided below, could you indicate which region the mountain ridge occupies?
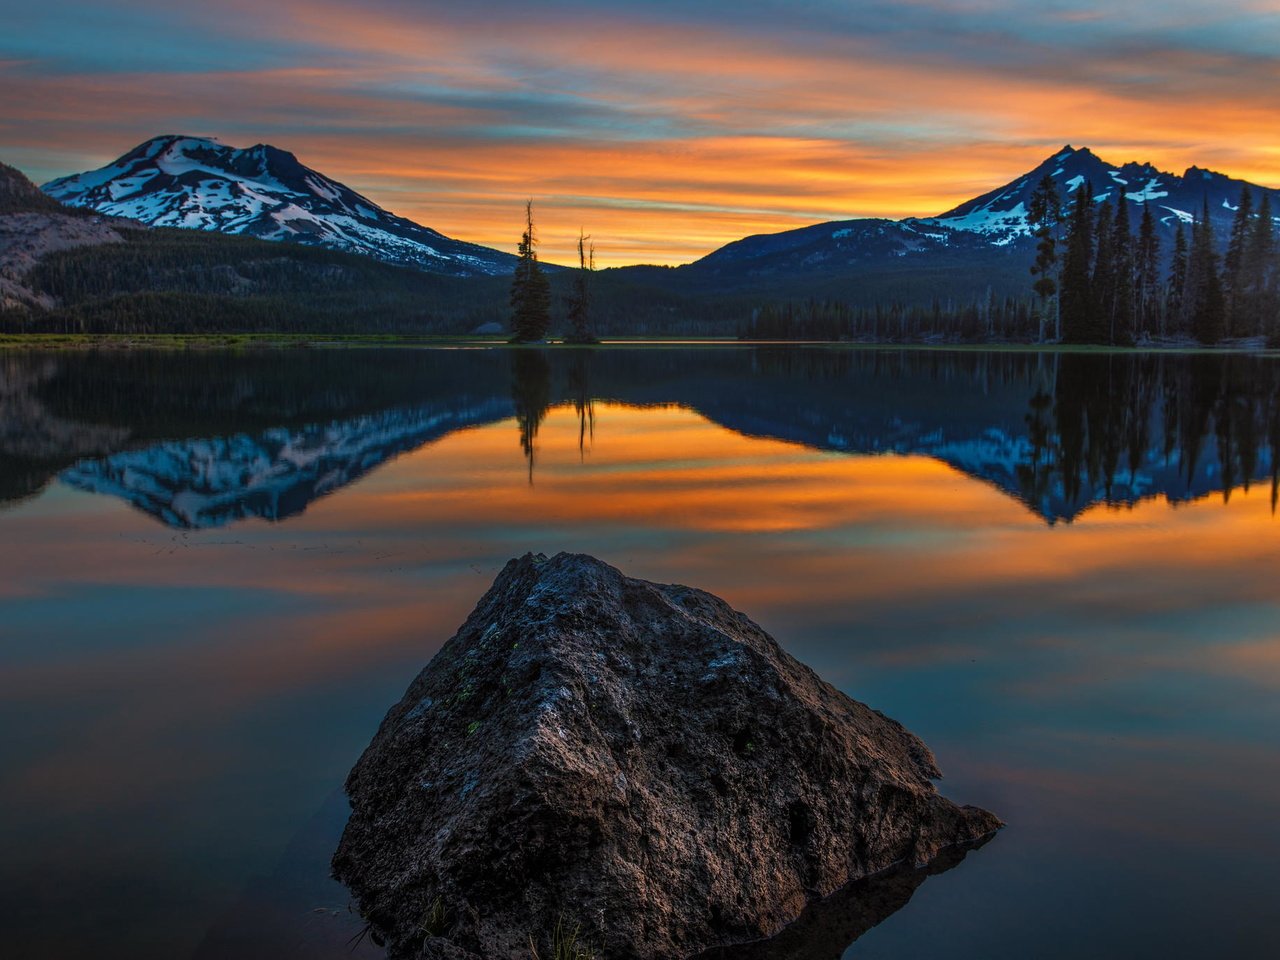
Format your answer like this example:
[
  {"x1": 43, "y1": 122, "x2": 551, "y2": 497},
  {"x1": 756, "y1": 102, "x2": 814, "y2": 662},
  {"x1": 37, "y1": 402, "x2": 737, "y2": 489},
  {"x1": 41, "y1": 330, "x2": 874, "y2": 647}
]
[
  {"x1": 10, "y1": 139, "x2": 1279, "y2": 334},
  {"x1": 39, "y1": 138, "x2": 1280, "y2": 280},
  {"x1": 681, "y1": 144, "x2": 1280, "y2": 286},
  {"x1": 42, "y1": 135, "x2": 517, "y2": 277}
]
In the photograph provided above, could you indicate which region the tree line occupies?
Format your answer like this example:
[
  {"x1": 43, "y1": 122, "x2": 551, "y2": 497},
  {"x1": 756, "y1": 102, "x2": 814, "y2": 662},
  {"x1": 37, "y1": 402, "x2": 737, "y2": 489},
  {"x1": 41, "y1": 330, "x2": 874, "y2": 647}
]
[
  {"x1": 739, "y1": 181, "x2": 1278, "y2": 346},
  {"x1": 1032, "y1": 176, "x2": 1278, "y2": 345},
  {"x1": 737, "y1": 295, "x2": 1039, "y2": 342},
  {"x1": 0, "y1": 228, "x2": 500, "y2": 335}
]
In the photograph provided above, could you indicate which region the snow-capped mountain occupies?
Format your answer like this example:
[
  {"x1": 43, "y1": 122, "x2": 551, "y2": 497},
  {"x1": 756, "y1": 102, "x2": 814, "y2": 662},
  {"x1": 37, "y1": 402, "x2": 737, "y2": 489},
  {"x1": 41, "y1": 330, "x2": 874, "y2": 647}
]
[
  {"x1": 930, "y1": 144, "x2": 1280, "y2": 244},
  {"x1": 689, "y1": 145, "x2": 1280, "y2": 280},
  {"x1": 42, "y1": 135, "x2": 516, "y2": 276}
]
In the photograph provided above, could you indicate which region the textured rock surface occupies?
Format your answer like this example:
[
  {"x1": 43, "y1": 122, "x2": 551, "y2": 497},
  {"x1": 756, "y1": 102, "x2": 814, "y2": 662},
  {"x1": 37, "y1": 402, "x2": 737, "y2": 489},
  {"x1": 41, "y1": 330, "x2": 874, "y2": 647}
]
[{"x1": 333, "y1": 553, "x2": 1000, "y2": 959}]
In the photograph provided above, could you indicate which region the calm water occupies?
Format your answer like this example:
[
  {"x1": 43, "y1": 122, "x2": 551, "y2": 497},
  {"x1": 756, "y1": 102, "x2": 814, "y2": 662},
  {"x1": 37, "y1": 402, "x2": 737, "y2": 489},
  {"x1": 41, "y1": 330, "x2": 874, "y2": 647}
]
[{"x1": 2, "y1": 346, "x2": 1278, "y2": 959}]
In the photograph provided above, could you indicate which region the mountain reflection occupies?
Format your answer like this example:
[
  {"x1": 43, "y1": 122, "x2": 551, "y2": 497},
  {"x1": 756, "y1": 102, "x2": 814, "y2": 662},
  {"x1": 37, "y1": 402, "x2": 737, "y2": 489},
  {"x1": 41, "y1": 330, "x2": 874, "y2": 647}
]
[
  {"x1": 61, "y1": 402, "x2": 511, "y2": 528},
  {"x1": 2, "y1": 347, "x2": 1278, "y2": 529}
]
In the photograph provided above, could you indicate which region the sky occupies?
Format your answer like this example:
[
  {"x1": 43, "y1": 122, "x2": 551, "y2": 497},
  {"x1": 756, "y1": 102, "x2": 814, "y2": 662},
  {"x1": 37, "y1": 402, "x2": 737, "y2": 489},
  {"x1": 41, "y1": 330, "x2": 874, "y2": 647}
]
[{"x1": 2, "y1": 0, "x2": 1279, "y2": 266}]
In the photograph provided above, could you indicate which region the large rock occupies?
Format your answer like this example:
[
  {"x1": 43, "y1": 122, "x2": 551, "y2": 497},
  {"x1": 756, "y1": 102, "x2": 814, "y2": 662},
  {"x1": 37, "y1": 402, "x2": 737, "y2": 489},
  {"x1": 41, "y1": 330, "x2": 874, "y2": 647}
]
[{"x1": 333, "y1": 553, "x2": 1000, "y2": 959}]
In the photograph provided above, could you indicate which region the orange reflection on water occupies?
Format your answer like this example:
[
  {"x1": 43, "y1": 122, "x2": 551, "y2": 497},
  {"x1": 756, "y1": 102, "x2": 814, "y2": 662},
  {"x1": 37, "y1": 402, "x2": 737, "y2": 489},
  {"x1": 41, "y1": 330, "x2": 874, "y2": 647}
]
[
  {"x1": 3, "y1": 400, "x2": 1280, "y2": 825},
  {"x1": 342, "y1": 403, "x2": 1024, "y2": 534},
  {"x1": 309, "y1": 402, "x2": 1280, "y2": 612}
]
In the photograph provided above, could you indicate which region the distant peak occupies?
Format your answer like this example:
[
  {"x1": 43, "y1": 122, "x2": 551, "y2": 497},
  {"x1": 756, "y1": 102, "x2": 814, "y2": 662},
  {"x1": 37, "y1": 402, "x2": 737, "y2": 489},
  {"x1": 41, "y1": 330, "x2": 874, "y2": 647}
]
[
  {"x1": 122, "y1": 134, "x2": 220, "y2": 161},
  {"x1": 248, "y1": 142, "x2": 299, "y2": 160},
  {"x1": 1043, "y1": 144, "x2": 1100, "y2": 167},
  {"x1": 141, "y1": 134, "x2": 217, "y2": 147}
]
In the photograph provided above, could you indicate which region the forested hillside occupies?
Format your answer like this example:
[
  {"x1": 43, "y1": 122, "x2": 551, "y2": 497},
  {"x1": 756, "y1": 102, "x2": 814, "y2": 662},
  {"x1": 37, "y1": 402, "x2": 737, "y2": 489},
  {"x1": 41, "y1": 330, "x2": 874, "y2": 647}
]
[{"x1": 1, "y1": 227, "x2": 510, "y2": 333}]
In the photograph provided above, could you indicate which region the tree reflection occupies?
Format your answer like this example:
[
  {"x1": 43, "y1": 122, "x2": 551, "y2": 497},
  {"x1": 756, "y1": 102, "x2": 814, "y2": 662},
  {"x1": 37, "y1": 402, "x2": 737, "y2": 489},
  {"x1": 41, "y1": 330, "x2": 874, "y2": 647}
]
[
  {"x1": 511, "y1": 349, "x2": 552, "y2": 483},
  {"x1": 5, "y1": 346, "x2": 1280, "y2": 526},
  {"x1": 568, "y1": 351, "x2": 596, "y2": 461},
  {"x1": 1018, "y1": 352, "x2": 1280, "y2": 519}
]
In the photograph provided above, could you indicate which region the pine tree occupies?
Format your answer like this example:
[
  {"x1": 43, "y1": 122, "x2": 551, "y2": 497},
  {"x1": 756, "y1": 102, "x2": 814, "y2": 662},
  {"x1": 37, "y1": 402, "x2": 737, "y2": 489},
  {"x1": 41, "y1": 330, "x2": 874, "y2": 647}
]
[
  {"x1": 1167, "y1": 222, "x2": 1188, "y2": 335},
  {"x1": 1027, "y1": 174, "x2": 1061, "y2": 342},
  {"x1": 1181, "y1": 208, "x2": 1206, "y2": 335},
  {"x1": 1196, "y1": 259, "x2": 1227, "y2": 345},
  {"x1": 1111, "y1": 197, "x2": 1135, "y2": 345},
  {"x1": 564, "y1": 229, "x2": 598, "y2": 344},
  {"x1": 1224, "y1": 186, "x2": 1253, "y2": 336},
  {"x1": 1185, "y1": 198, "x2": 1225, "y2": 344},
  {"x1": 1135, "y1": 202, "x2": 1161, "y2": 338},
  {"x1": 509, "y1": 200, "x2": 551, "y2": 342},
  {"x1": 1060, "y1": 183, "x2": 1098, "y2": 343},
  {"x1": 1246, "y1": 192, "x2": 1276, "y2": 340},
  {"x1": 1092, "y1": 199, "x2": 1116, "y2": 343}
]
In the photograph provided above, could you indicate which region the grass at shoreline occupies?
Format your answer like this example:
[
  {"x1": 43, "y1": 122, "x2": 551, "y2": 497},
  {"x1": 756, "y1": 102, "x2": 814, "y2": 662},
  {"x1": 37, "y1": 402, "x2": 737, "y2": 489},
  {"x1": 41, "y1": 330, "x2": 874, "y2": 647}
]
[
  {"x1": 1, "y1": 332, "x2": 1275, "y2": 355},
  {"x1": 0, "y1": 332, "x2": 506, "y2": 350}
]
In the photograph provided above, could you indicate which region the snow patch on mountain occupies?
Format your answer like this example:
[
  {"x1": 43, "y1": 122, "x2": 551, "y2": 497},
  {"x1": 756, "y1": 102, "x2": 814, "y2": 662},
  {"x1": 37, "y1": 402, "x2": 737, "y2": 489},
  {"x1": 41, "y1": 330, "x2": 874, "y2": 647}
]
[
  {"x1": 42, "y1": 135, "x2": 515, "y2": 277},
  {"x1": 924, "y1": 144, "x2": 1280, "y2": 249}
]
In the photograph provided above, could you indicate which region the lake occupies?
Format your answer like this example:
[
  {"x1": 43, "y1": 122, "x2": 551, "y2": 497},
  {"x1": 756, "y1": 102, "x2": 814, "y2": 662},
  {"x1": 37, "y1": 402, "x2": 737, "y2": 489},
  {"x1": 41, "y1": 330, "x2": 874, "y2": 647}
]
[{"x1": 1, "y1": 345, "x2": 1277, "y2": 959}]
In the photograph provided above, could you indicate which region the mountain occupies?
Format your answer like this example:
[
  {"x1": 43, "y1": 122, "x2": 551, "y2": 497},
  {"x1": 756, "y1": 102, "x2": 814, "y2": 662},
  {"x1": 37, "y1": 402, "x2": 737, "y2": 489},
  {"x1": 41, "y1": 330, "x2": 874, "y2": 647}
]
[
  {"x1": 3, "y1": 153, "x2": 504, "y2": 333},
  {"x1": 1, "y1": 161, "x2": 131, "y2": 312},
  {"x1": 11, "y1": 141, "x2": 1280, "y2": 335},
  {"x1": 931, "y1": 144, "x2": 1278, "y2": 242},
  {"x1": 1, "y1": 160, "x2": 79, "y2": 216},
  {"x1": 42, "y1": 136, "x2": 516, "y2": 277},
  {"x1": 677, "y1": 145, "x2": 1280, "y2": 289}
]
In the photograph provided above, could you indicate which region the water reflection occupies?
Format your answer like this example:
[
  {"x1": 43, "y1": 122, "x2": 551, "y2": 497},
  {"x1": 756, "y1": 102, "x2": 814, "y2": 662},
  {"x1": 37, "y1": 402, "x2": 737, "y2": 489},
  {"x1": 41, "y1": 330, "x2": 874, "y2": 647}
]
[
  {"x1": 568, "y1": 351, "x2": 596, "y2": 460},
  {"x1": 4, "y1": 348, "x2": 1279, "y2": 528},
  {"x1": 1, "y1": 347, "x2": 1279, "y2": 959},
  {"x1": 511, "y1": 349, "x2": 552, "y2": 483},
  {"x1": 696, "y1": 838, "x2": 992, "y2": 960}
]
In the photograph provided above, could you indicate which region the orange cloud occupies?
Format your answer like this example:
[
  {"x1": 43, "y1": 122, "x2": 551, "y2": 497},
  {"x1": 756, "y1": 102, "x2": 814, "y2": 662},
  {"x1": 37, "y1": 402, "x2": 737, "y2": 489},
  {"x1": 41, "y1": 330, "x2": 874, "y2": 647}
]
[{"x1": 3, "y1": 2, "x2": 1279, "y2": 264}]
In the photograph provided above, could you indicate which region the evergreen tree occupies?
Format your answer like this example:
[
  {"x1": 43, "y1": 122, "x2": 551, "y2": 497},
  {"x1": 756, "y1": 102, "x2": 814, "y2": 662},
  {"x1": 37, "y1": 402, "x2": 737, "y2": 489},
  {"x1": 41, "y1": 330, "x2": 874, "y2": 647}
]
[
  {"x1": 1181, "y1": 207, "x2": 1207, "y2": 336},
  {"x1": 1224, "y1": 186, "x2": 1254, "y2": 336},
  {"x1": 1027, "y1": 174, "x2": 1061, "y2": 342},
  {"x1": 1111, "y1": 197, "x2": 1135, "y2": 345},
  {"x1": 1246, "y1": 192, "x2": 1276, "y2": 340},
  {"x1": 564, "y1": 229, "x2": 598, "y2": 344},
  {"x1": 509, "y1": 200, "x2": 551, "y2": 342},
  {"x1": 1092, "y1": 199, "x2": 1116, "y2": 342},
  {"x1": 1167, "y1": 222, "x2": 1188, "y2": 334},
  {"x1": 1135, "y1": 202, "x2": 1161, "y2": 338},
  {"x1": 1185, "y1": 198, "x2": 1226, "y2": 344},
  {"x1": 1060, "y1": 183, "x2": 1098, "y2": 343}
]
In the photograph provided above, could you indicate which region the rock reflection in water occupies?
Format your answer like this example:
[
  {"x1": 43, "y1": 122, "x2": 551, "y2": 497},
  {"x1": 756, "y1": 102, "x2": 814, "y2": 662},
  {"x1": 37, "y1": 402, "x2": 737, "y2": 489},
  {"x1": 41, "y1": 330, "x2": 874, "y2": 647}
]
[{"x1": 696, "y1": 838, "x2": 991, "y2": 960}]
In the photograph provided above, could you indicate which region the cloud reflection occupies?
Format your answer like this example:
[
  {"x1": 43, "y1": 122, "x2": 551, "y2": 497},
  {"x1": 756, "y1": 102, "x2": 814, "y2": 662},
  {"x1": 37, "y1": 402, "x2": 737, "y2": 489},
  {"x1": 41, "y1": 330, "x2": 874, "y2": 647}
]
[{"x1": 3, "y1": 394, "x2": 1280, "y2": 957}]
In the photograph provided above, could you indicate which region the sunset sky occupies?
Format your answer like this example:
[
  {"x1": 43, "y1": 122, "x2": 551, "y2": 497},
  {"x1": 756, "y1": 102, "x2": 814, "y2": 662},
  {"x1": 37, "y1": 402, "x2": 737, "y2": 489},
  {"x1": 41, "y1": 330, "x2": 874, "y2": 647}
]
[{"x1": 3, "y1": 0, "x2": 1279, "y2": 265}]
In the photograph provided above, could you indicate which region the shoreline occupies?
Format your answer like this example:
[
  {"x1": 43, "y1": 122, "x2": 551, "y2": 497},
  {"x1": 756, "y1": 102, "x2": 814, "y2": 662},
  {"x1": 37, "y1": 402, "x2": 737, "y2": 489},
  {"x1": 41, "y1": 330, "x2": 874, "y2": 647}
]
[{"x1": 1, "y1": 332, "x2": 1276, "y2": 355}]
